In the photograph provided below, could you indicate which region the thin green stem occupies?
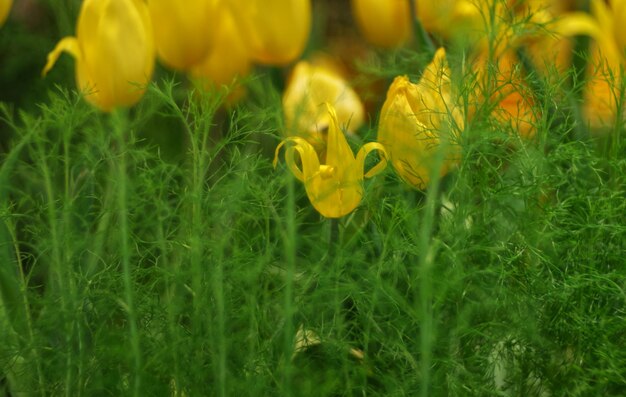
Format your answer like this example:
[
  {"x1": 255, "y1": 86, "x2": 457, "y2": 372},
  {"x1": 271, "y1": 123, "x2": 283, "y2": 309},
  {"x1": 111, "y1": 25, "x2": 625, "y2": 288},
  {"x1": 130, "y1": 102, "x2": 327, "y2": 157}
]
[
  {"x1": 35, "y1": 123, "x2": 77, "y2": 396},
  {"x1": 111, "y1": 111, "x2": 142, "y2": 397},
  {"x1": 62, "y1": 108, "x2": 85, "y2": 397},
  {"x1": 415, "y1": 141, "x2": 446, "y2": 397},
  {"x1": 282, "y1": 173, "x2": 296, "y2": 396},
  {"x1": 5, "y1": 218, "x2": 46, "y2": 397}
]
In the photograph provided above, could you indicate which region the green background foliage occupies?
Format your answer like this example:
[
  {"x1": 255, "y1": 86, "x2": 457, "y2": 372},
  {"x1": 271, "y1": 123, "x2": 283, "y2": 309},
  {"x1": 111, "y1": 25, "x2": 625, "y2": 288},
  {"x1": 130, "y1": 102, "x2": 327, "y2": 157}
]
[{"x1": 1, "y1": 1, "x2": 625, "y2": 396}]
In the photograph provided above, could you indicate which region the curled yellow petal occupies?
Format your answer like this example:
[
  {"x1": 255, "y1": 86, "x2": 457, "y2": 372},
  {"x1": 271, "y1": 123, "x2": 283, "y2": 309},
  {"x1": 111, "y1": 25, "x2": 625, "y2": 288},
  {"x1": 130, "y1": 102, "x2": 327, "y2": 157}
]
[
  {"x1": 274, "y1": 137, "x2": 320, "y2": 183},
  {"x1": 42, "y1": 37, "x2": 81, "y2": 77},
  {"x1": 357, "y1": 142, "x2": 388, "y2": 179},
  {"x1": 553, "y1": 12, "x2": 604, "y2": 39}
]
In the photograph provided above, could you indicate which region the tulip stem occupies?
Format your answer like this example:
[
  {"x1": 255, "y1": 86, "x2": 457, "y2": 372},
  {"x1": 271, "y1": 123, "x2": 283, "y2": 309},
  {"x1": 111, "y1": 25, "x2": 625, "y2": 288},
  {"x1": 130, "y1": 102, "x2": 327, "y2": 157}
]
[
  {"x1": 415, "y1": 138, "x2": 448, "y2": 397},
  {"x1": 282, "y1": 172, "x2": 297, "y2": 395},
  {"x1": 112, "y1": 110, "x2": 142, "y2": 397},
  {"x1": 327, "y1": 218, "x2": 340, "y2": 263}
]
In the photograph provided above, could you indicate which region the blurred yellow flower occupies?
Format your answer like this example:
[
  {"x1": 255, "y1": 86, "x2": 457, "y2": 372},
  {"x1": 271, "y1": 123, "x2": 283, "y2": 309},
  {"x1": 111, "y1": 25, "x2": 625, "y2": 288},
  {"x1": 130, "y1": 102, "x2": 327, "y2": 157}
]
[
  {"x1": 147, "y1": 0, "x2": 218, "y2": 71},
  {"x1": 581, "y1": 52, "x2": 623, "y2": 130},
  {"x1": 282, "y1": 59, "x2": 364, "y2": 149},
  {"x1": 190, "y1": 3, "x2": 251, "y2": 100},
  {"x1": 377, "y1": 48, "x2": 463, "y2": 190},
  {"x1": 416, "y1": 0, "x2": 481, "y2": 38},
  {"x1": 555, "y1": 0, "x2": 626, "y2": 129},
  {"x1": 232, "y1": 0, "x2": 311, "y2": 65},
  {"x1": 274, "y1": 104, "x2": 387, "y2": 218},
  {"x1": 0, "y1": 0, "x2": 11, "y2": 26},
  {"x1": 351, "y1": 0, "x2": 411, "y2": 48},
  {"x1": 43, "y1": 0, "x2": 155, "y2": 112},
  {"x1": 464, "y1": 2, "x2": 544, "y2": 139},
  {"x1": 556, "y1": 0, "x2": 626, "y2": 67},
  {"x1": 474, "y1": 49, "x2": 539, "y2": 139}
]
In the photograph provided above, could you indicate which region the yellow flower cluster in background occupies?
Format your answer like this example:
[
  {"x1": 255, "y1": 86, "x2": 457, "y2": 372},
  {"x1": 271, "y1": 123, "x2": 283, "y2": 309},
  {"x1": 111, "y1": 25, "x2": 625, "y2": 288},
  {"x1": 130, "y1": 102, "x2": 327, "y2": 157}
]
[
  {"x1": 147, "y1": 0, "x2": 219, "y2": 71},
  {"x1": 35, "y1": 0, "x2": 625, "y2": 217},
  {"x1": 276, "y1": 0, "x2": 626, "y2": 217},
  {"x1": 43, "y1": 0, "x2": 312, "y2": 112},
  {"x1": 232, "y1": 0, "x2": 311, "y2": 65}
]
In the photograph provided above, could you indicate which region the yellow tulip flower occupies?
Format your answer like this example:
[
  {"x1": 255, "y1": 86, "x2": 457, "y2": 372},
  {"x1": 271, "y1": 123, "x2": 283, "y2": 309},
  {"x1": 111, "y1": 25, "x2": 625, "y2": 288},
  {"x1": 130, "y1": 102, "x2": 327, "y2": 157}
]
[
  {"x1": 43, "y1": 0, "x2": 155, "y2": 112},
  {"x1": 416, "y1": 0, "x2": 481, "y2": 38},
  {"x1": 147, "y1": 0, "x2": 218, "y2": 71},
  {"x1": 232, "y1": 0, "x2": 311, "y2": 65},
  {"x1": 282, "y1": 59, "x2": 364, "y2": 149},
  {"x1": 274, "y1": 104, "x2": 387, "y2": 219},
  {"x1": 377, "y1": 48, "x2": 463, "y2": 190},
  {"x1": 190, "y1": 3, "x2": 251, "y2": 99},
  {"x1": 555, "y1": 0, "x2": 626, "y2": 129},
  {"x1": 0, "y1": 0, "x2": 11, "y2": 26},
  {"x1": 556, "y1": 0, "x2": 626, "y2": 67},
  {"x1": 351, "y1": 0, "x2": 412, "y2": 48}
]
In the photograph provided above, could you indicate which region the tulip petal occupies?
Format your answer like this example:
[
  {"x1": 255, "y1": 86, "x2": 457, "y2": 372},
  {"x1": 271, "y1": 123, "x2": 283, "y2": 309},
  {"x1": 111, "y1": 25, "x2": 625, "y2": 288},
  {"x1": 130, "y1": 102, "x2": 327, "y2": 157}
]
[
  {"x1": 324, "y1": 103, "x2": 356, "y2": 168},
  {"x1": 553, "y1": 12, "x2": 603, "y2": 40},
  {"x1": 274, "y1": 137, "x2": 320, "y2": 183},
  {"x1": 357, "y1": 142, "x2": 388, "y2": 179},
  {"x1": 42, "y1": 37, "x2": 81, "y2": 77}
]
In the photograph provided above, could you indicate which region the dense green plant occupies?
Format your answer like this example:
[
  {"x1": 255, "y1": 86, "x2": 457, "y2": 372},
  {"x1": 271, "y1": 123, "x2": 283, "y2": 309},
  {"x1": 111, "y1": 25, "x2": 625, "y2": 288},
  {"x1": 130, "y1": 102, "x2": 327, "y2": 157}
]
[{"x1": 1, "y1": 1, "x2": 625, "y2": 396}]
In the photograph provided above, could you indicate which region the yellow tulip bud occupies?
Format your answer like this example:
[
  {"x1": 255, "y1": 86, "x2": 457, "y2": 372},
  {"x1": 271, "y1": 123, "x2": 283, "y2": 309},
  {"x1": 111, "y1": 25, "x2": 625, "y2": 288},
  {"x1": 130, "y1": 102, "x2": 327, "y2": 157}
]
[
  {"x1": 0, "y1": 0, "x2": 11, "y2": 26},
  {"x1": 274, "y1": 104, "x2": 387, "y2": 219},
  {"x1": 43, "y1": 0, "x2": 155, "y2": 112},
  {"x1": 147, "y1": 0, "x2": 219, "y2": 71},
  {"x1": 232, "y1": 0, "x2": 311, "y2": 65},
  {"x1": 351, "y1": 0, "x2": 411, "y2": 48},
  {"x1": 282, "y1": 59, "x2": 364, "y2": 148},
  {"x1": 377, "y1": 48, "x2": 463, "y2": 190},
  {"x1": 190, "y1": 3, "x2": 251, "y2": 100}
]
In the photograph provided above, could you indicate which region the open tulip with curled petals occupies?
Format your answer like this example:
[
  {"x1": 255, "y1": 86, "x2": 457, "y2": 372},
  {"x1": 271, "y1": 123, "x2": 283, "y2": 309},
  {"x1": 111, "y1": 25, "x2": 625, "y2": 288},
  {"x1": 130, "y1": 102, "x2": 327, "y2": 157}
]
[
  {"x1": 43, "y1": 0, "x2": 155, "y2": 112},
  {"x1": 282, "y1": 59, "x2": 364, "y2": 149},
  {"x1": 0, "y1": 0, "x2": 11, "y2": 26},
  {"x1": 232, "y1": 0, "x2": 311, "y2": 65},
  {"x1": 377, "y1": 48, "x2": 463, "y2": 190},
  {"x1": 147, "y1": 0, "x2": 219, "y2": 71},
  {"x1": 274, "y1": 104, "x2": 387, "y2": 219}
]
